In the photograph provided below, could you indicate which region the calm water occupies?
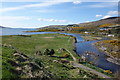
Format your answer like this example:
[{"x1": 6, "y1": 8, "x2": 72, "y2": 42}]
[
  {"x1": 1, "y1": 28, "x2": 120, "y2": 73},
  {"x1": 1, "y1": 28, "x2": 36, "y2": 35}
]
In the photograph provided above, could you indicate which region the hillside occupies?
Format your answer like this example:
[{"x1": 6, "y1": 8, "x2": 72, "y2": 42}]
[
  {"x1": 77, "y1": 17, "x2": 119, "y2": 27},
  {"x1": 38, "y1": 17, "x2": 119, "y2": 29},
  {"x1": 27, "y1": 17, "x2": 120, "y2": 36}
]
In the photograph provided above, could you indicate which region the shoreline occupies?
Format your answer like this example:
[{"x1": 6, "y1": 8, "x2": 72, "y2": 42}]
[
  {"x1": 93, "y1": 43, "x2": 120, "y2": 66},
  {"x1": 13, "y1": 31, "x2": 120, "y2": 66}
]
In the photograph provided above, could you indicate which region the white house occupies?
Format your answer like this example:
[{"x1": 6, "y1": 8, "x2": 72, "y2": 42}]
[
  {"x1": 84, "y1": 31, "x2": 89, "y2": 34},
  {"x1": 108, "y1": 34, "x2": 115, "y2": 37}
]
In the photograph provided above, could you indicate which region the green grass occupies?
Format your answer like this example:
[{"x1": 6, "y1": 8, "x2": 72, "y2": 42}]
[
  {"x1": 2, "y1": 34, "x2": 73, "y2": 56},
  {"x1": 1, "y1": 47, "x2": 19, "y2": 79},
  {"x1": 1, "y1": 34, "x2": 102, "y2": 78},
  {"x1": 81, "y1": 62, "x2": 114, "y2": 77}
]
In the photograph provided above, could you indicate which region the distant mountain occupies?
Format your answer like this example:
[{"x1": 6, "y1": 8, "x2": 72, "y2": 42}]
[
  {"x1": 0, "y1": 26, "x2": 11, "y2": 28},
  {"x1": 0, "y1": 26, "x2": 6, "y2": 28},
  {"x1": 77, "y1": 17, "x2": 119, "y2": 27},
  {"x1": 0, "y1": 26, "x2": 36, "y2": 30},
  {"x1": 40, "y1": 17, "x2": 120, "y2": 29},
  {"x1": 1, "y1": 17, "x2": 119, "y2": 29}
]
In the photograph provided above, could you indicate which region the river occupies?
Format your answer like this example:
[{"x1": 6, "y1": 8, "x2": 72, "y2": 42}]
[{"x1": 1, "y1": 28, "x2": 120, "y2": 73}]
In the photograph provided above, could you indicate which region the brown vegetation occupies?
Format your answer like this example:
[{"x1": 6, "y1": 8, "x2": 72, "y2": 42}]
[{"x1": 99, "y1": 24, "x2": 114, "y2": 27}]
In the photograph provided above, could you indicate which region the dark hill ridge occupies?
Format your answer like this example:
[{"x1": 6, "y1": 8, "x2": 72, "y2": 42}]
[
  {"x1": 0, "y1": 26, "x2": 6, "y2": 28},
  {"x1": 101, "y1": 17, "x2": 118, "y2": 20},
  {"x1": 0, "y1": 26, "x2": 11, "y2": 28}
]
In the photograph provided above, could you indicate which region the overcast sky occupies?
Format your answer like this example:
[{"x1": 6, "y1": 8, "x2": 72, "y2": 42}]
[{"x1": 0, "y1": 0, "x2": 119, "y2": 28}]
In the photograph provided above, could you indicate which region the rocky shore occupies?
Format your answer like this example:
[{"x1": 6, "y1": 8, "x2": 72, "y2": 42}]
[
  {"x1": 93, "y1": 41, "x2": 120, "y2": 66},
  {"x1": 107, "y1": 58, "x2": 120, "y2": 66}
]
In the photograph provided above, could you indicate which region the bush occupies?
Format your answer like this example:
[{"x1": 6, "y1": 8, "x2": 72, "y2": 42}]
[
  {"x1": 99, "y1": 24, "x2": 113, "y2": 27},
  {"x1": 44, "y1": 49, "x2": 55, "y2": 56},
  {"x1": 44, "y1": 49, "x2": 50, "y2": 55},
  {"x1": 103, "y1": 70, "x2": 112, "y2": 74},
  {"x1": 49, "y1": 49, "x2": 55, "y2": 55},
  {"x1": 62, "y1": 53, "x2": 70, "y2": 58}
]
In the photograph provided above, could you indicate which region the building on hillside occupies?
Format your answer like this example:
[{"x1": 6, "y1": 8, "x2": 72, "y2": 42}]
[
  {"x1": 108, "y1": 34, "x2": 115, "y2": 37},
  {"x1": 84, "y1": 31, "x2": 89, "y2": 34}
]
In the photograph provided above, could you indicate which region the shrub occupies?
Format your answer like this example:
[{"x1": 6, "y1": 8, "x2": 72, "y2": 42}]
[
  {"x1": 44, "y1": 49, "x2": 55, "y2": 56},
  {"x1": 102, "y1": 40, "x2": 120, "y2": 46},
  {"x1": 49, "y1": 49, "x2": 55, "y2": 55},
  {"x1": 103, "y1": 70, "x2": 112, "y2": 74},
  {"x1": 44, "y1": 49, "x2": 50, "y2": 55},
  {"x1": 99, "y1": 24, "x2": 113, "y2": 28},
  {"x1": 62, "y1": 53, "x2": 69, "y2": 58}
]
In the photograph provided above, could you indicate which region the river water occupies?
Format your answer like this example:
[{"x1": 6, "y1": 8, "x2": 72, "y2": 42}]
[{"x1": 1, "y1": 28, "x2": 120, "y2": 73}]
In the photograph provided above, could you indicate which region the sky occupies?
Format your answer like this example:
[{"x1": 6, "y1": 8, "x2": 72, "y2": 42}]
[{"x1": 0, "y1": 0, "x2": 119, "y2": 28}]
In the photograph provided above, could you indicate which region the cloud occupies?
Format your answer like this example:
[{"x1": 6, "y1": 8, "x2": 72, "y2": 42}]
[
  {"x1": 107, "y1": 11, "x2": 118, "y2": 15},
  {"x1": 0, "y1": 1, "x2": 64, "y2": 12},
  {"x1": 35, "y1": 9, "x2": 54, "y2": 13},
  {"x1": 1, "y1": 0, "x2": 119, "y2": 2},
  {"x1": 85, "y1": 21, "x2": 90, "y2": 23},
  {"x1": 0, "y1": 16, "x2": 30, "y2": 21},
  {"x1": 96, "y1": 14, "x2": 102, "y2": 18},
  {"x1": 1, "y1": 0, "x2": 81, "y2": 12},
  {"x1": 0, "y1": 0, "x2": 82, "y2": 12},
  {"x1": 73, "y1": 0, "x2": 81, "y2": 4},
  {"x1": 102, "y1": 15, "x2": 112, "y2": 19},
  {"x1": 0, "y1": 7, "x2": 22, "y2": 12},
  {"x1": 89, "y1": 2, "x2": 117, "y2": 8},
  {"x1": 1, "y1": 1, "x2": 118, "y2": 13},
  {"x1": 100, "y1": 11, "x2": 118, "y2": 19},
  {"x1": 0, "y1": 16, "x2": 31, "y2": 28},
  {"x1": 38, "y1": 18, "x2": 67, "y2": 23}
]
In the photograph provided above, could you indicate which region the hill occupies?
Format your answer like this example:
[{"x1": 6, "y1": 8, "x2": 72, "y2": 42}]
[
  {"x1": 38, "y1": 17, "x2": 119, "y2": 29},
  {"x1": 32, "y1": 17, "x2": 119, "y2": 34},
  {"x1": 77, "y1": 17, "x2": 119, "y2": 27},
  {"x1": 0, "y1": 26, "x2": 7, "y2": 28}
]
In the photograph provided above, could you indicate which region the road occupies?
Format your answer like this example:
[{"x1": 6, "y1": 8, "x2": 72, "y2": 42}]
[
  {"x1": 66, "y1": 49, "x2": 76, "y2": 61},
  {"x1": 72, "y1": 62, "x2": 111, "y2": 78},
  {"x1": 66, "y1": 49, "x2": 111, "y2": 78}
]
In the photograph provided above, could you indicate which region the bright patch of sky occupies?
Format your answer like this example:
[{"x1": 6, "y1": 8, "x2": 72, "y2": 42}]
[{"x1": 0, "y1": 0, "x2": 118, "y2": 28}]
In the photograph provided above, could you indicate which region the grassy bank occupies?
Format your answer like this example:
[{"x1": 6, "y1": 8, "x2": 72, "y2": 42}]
[
  {"x1": 81, "y1": 62, "x2": 114, "y2": 77},
  {"x1": 1, "y1": 34, "x2": 100, "y2": 79}
]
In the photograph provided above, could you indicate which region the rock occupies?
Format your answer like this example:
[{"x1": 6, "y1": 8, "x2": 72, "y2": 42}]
[
  {"x1": 14, "y1": 53, "x2": 29, "y2": 62},
  {"x1": 53, "y1": 60, "x2": 58, "y2": 63},
  {"x1": 20, "y1": 53, "x2": 29, "y2": 58},
  {"x1": 7, "y1": 60, "x2": 20, "y2": 67},
  {"x1": 16, "y1": 56, "x2": 27, "y2": 62},
  {"x1": 35, "y1": 51, "x2": 42, "y2": 55},
  {"x1": 16, "y1": 67, "x2": 22, "y2": 71},
  {"x1": 60, "y1": 59, "x2": 70, "y2": 64},
  {"x1": 33, "y1": 71, "x2": 44, "y2": 78},
  {"x1": 83, "y1": 75, "x2": 87, "y2": 78},
  {"x1": 29, "y1": 62, "x2": 41, "y2": 71},
  {"x1": 13, "y1": 53, "x2": 20, "y2": 56},
  {"x1": 60, "y1": 48, "x2": 66, "y2": 51},
  {"x1": 107, "y1": 58, "x2": 120, "y2": 65}
]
